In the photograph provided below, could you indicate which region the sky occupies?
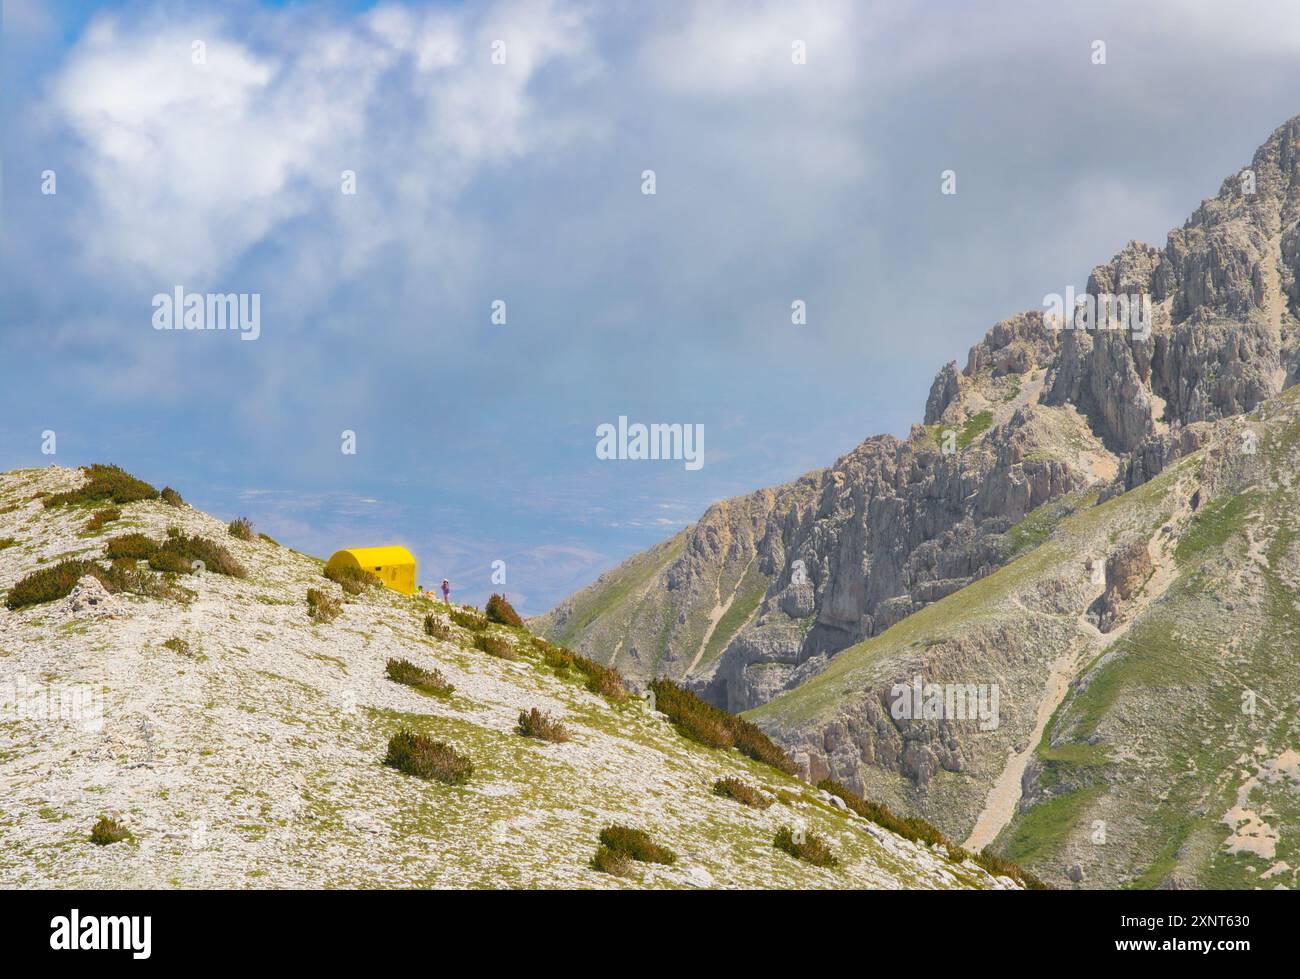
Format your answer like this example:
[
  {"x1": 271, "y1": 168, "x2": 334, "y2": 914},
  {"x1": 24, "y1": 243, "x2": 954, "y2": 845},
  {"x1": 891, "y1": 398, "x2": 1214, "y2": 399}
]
[{"x1": 4, "y1": 0, "x2": 1300, "y2": 613}]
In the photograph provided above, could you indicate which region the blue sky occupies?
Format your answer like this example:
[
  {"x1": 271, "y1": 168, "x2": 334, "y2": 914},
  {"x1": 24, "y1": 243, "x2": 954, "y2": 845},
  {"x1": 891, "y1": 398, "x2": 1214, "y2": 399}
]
[{"x1": 5, "y1": 0, "x2": 1300, "y2": 613}]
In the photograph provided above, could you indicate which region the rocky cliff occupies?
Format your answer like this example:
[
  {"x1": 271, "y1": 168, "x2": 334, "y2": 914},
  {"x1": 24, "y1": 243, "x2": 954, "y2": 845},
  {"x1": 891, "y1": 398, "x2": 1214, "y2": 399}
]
[{"x1": 539, "y1": 114, "x2": 1300, "y2": 888}]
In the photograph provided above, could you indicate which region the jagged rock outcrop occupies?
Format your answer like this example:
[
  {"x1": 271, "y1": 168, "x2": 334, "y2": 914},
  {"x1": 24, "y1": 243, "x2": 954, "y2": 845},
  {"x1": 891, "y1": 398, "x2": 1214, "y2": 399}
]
[{"x1": 542, "y1": 116, "x2": 1300, "y2": 715}]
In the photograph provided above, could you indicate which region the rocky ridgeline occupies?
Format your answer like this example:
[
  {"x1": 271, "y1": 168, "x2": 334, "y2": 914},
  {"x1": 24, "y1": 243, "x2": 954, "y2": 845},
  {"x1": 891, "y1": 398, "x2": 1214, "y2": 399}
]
[{"x1": 540, "y1": 115, "x2": 1300, "y2": 719}]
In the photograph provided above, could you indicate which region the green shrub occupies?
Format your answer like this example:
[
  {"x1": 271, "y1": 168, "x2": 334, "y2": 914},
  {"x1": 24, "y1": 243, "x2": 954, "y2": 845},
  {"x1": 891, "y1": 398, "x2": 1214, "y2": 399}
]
[
  {"x1": 473, "y1": 633, "x2": 520, "y2": 660},
  {"x1": 148, "y1": 533, "x2": 246, "y2": 578},
  {"x1": 386, "y1": 658, "x2": 454, "y2": 696},
  {"x1": 44, "y1": 464, "x2": 158, "y2": 508},
  {"x1": 815, "y1": 778, "x2": 1049, "y2": 888},
  {"x1": 306, "y1": 588, "x2": 342, "y2": 622},
  {"x1": 774, "y1": 826, "x2": 837, "y2": 867},
  {"x1": 423, "y1": 614, "x2": 453, "y2": 640},
  {"x1": 85, "y1": 507, "x2": 121, "y2": 533},
  {"x1": 598, "y1": 825, "x2": 676, "y2": 865},
  {"x1": 160, "y1": 486, "x2": 184, "y2": 507},
  {"x1": 817, "y1": 778, "x2": 945, "y2": 847},
  {"x1": 6, "y1": 560, "x2": 103, "y2": 610},
  {"x1": 517, "y1": 707, "x2": 569, "y2": 742},
  {"x1": 533, "y1": 639, "x2": 628, "y2": 701},
  {"x1": 383, "y1": 729, "x2": 473, "y2": 784},
  {"x1": 227, "y1": 517, "x2": 254, "y2": 541},
  {"x1": 162, "y1": 636, "x2": 193, "y2": 656},
  {"x1": 590, "y1": 844, "x2": 633, "y2": 876},
  {"x1": 485, "y1": 592, "x2": 523, "y2": 627},
  {"x1": 970, "y1": 847, "x2": 1051, "y2": 891},
  {"x1": 323, "y1": 563, "x2": 380, "y2": 595},
  {"x1": 103, "y1": 533, "x2": 158, "y2": 561},
  {"x1": 0, "y1": 537, "x2": 17, "y2": 550},
  {"x1": 90, "y1": 816, "x2": 130, "y2": 846},
  {"x1": 257, "y1": 532, "x2": 278, "y2": 546},
  {"x1": 449, "y1": 607, "x2": 487, "y2": 630},
  {"x1": 712, "y1": 777, "x2": 771, "y2": 809},
  {"x1": 649, "y1": 678, "x2": 796, "y2": 774}
]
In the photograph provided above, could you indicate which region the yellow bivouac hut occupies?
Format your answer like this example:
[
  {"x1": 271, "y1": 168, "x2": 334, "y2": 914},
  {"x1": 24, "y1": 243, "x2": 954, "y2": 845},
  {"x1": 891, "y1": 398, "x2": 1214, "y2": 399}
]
[{"x1": 327, "y1": 546, "x2": 417, "y2": 595}]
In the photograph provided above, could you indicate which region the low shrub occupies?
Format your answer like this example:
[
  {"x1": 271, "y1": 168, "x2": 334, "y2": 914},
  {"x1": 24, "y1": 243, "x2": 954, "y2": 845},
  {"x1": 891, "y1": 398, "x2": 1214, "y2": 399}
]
[
  {"x1": 257, "y1": 532, "x2": 278, "y2": 546},
  {"x1": 473, "y1": 633, "x2": 520, "y2": 660},
  {"x1": 969, "y1": 847, "x2": 1051, "y2": 891},
  {"x1": 306, "y1": 588, "x2": 342, "y2": 622},
  {"x1": 162, "y1": 636, "x2": 193, "y2": 656},
  {"x1": 774, "y1": 826, "x2": 837, "y2": 867},
  {"x1": 44, "y1": 464, "x2": 158, "y2": 508},
  {"x1": 103, "y1": 533, "x2": 158, "y2": 561},
  {"x1": 324, "y1": 563, "x2": 380, "y2": 595},
  {"x1": 598, "y1": 825, "x2": 676, "y2": 865},
  {"x1": 227, "y1": 517, "x2": 255, "y2": 541},
  {"x1": 0, "y1": 537, "x2": 17, "y2": 550},
  {"x1": 423, "y1": 614, "x2": 452, "y2": 640},
  {"x1": 90, "y1": 816, "x2": 130, "y2": 846},
  {"x1": 590, "y1": 844, "x2": 632, "y2": 876},
  {"x1": 485, "y1": 592, "x2": 523, "y2": 627},
  {"x1": 386, "y1": 658, "x2": 454, "y2": 696},
  {"x1": 149, "y1": 533, "x2": 246, "y2": 578},
  {"x1": 160, "y1": 486, "x2": 184, "y2": 507},
  {"x1": 383, "y1": 729, "x2": 473, "y2": 784},
  {"x1": 712, "y1": 777, "x2": 771, "y2": 809},
  {"x1": 6, "y1": 560, "x2": 101, "y2": 610},
  {"x1": 448, "y1": 607, "x2": 487, "y2": 630},
  {"x1": 533, "y1": 639, "x2": 629, "y2": 702},
  {"x1": 517, "y1": 707, "x2": 569, "y2": 742},
  {"x1": 85, "y1": 507, "x2": 121, "y2": 533},
  {"x1": 649, "y1": 678, "x2": 796, "y2": 774},
  {"x1": 815, "y1": 778, "x2": 1049, "y2": 888}
]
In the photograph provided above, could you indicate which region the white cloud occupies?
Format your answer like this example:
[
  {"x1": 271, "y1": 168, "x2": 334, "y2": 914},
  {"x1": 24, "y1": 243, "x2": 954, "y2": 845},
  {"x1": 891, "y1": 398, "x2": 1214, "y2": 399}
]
[{"x1": 49, "y1": 0, "x2": 595, "y2": 286}]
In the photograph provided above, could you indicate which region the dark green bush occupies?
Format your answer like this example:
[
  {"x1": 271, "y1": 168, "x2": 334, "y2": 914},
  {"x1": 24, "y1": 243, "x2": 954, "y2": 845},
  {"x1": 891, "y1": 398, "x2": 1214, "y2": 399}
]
[
  {"x1": 162, "y1": 636, "x2": 193, "y2": 656},
  {"x1": 383, "y1": 729, "x2": 473, "y2": 784},
  {"x1": 533, "y1": 639, "x2": 629, "y2": 702},
  {"x1": 473, "y1": 633, "x2": 520, "y2": 660},
  {"x1": 485, "y1": 592, "x2": 523, "y2": 627},
  {"x1": 423, "y1": 614, "x2": 452, "y2": 640},
  {"x1": 590, "y1": 844, "x2": 632, "y2": 876},
  {"x1": 257, "y1": 532, "x2": 278, "y2": 546},
  {"x1": 324, "y1": 563, "x2": 380, "y2": 595},
  {"x1": 90, "y1": 816, "x2": 130, "y2": 846},
  {"x1": 148, "y1": 533, "x2": 246, "y2": 578},
  {"x1": 649, "y1": 678, "x2": 796, "y2": 774},
  {"x1": 0, "y1": 537, "x2": 17, "y2": 550},
  {"x1": 386, "y1": 658, "x2": 454, "y2": 696},
  {"x1": 103, "y1": 533, "x2": 158, "y2": 561},
  {"x1": 227, "y1": 517, "x2": 254, "y2": 541},
  {"x1": 774, "y1": 826, "x2": 837, "y2": 867},
  {"x1": 6, "y1": 560, "x2": 104, "y2": 610},
  {"x1": 815, "y1": 778, "x2": 1049, "y2": 888},
  {"x1": 160, "y1": 486, "x2": 184, "y2": 507},
  {"x1": 712, "y1": 777, "x2": 771, "y2": 809},
  {"x1": 598, "y1": 825, "x2": 676, "y2": 865},
  {"x1": 517, "y1": 707, "x2": 569, "y2": 742},
  {"x1": 85, "y1": 506, "x2": 121, "y2": 533},
  {"x1": 448, "y1": 607, "x2": 487, "y2": 630},
  {"x1": 44, "y1": 464, "x2": 158, "y2": 508},
  {"x1": 306, "y1": 588, "x2": 341, "y2": 622}
]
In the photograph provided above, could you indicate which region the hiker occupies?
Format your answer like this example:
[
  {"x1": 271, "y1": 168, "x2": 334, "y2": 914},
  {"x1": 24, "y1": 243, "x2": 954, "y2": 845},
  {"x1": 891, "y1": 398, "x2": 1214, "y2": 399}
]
[{"x1": 441, "y1": 579, "x2": 451, "y2": 605}]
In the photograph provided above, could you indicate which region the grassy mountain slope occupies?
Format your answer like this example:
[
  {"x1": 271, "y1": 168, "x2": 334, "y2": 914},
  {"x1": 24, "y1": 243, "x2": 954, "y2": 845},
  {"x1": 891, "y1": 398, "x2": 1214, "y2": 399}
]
[{"x1": 0, "y1": 466, "x2": 1013, "y2": 889}]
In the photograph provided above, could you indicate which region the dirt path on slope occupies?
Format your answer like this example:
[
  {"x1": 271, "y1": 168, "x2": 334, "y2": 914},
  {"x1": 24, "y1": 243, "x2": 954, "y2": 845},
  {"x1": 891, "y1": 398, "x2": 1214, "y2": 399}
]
[{"x1": 963, "y1": 516, "x2": 1185, "y2": 851}]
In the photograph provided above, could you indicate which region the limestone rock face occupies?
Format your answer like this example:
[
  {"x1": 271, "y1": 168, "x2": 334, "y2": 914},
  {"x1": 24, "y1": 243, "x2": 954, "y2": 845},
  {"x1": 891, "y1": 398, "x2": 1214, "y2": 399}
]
[{"x1": 540, "y1": 114, "x2": 1300, "y2": 750}]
